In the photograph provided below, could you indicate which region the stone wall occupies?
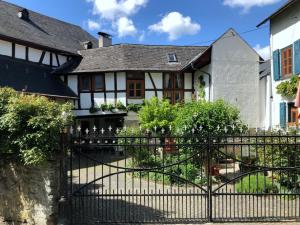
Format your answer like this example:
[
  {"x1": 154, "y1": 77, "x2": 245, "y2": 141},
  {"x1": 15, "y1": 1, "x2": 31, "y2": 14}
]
[{"x1": 0, "y1": 156, "x2": 61, "y2": 225}]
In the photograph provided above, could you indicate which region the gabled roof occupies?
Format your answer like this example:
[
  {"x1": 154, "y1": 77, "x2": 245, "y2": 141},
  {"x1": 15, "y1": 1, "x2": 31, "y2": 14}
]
[
  {"x1": 0, "y1": 55, "x2": 77, "y2": 98},
  {"x1": 55, "y1": 44, "x2": 208, "y2": 74},
  {"x1": 259, "y1": 60, "x2": 271, "y2": 80},
  {"x1": 181, "y1": 28, "x2": 262, "y2": 72},
  {"x1": 257, "y1": 0, "x2": 298, "y2": 27},
  {"x1": 0, "y1": 0, "x2": 98, "y2": 54}
]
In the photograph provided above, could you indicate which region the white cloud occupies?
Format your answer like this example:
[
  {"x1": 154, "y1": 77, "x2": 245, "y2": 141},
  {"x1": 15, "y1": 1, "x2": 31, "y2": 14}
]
[
  {"x1": 87, "y1": 19, "x2": 101, "y2": 30},
  {"x1": 116, "y1": 17, "x2": 137, "y2": 37},
  {"x1": 223, "y1": 0, "x2": 281, "y2": 11},
  {"x1": 87, "y1": 0, "x2": 148, "y2": 20},
  {"x1": 138, "y1": 31, "x2": 145, "y2": 42},
  {"x1": 149, "y1": 12, "x2": 201, "y2": 41},
  {"x1": 254, "y1": 44, "x2": 270, "y2": 60}
]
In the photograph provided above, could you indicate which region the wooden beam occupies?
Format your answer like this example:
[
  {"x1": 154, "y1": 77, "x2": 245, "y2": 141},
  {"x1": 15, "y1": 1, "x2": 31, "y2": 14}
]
[
  {"x1": 147, "y1": 72, "x2": 157, "y2": 97},
  {"x1": 55, "y1": 54, "x2": 60, "y2": 67},
  {"x1": 39, "y1": 51, "x2": 46, "y2": 64},
  {"x1": 114, "y1": 72, "x2": 117, "y2": 105},
  {"x1": 12, "y1": 43, "x2": 15, "y2": 58},
  {"x1": 25, "y1": 46, "x2": 29, "y2": 61}
]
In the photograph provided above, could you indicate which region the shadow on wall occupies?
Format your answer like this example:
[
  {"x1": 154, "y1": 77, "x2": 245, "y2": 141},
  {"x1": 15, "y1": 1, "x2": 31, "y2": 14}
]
[{"x1": 0, "y1": 157, "x2": 60, "y2": 225}]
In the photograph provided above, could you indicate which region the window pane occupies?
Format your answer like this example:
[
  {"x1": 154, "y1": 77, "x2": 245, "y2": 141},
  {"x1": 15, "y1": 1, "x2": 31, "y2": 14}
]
[
  {"x1": 136, "y1": 90, "x2": 142, "y2": 97},
  {"x1": 164, "y1": 73, "x2": 173, "y2": 88},
  {"x1": 174, "y1": 92, "x2": 183, "y2": 103},
  {"x1": 129, "y1": 82, "x2": 134, "y2": 90},
  {"x1": 129, "y1": 90, "x2": 135, "y2": 97},
  {"x1": 81, "y1": 76, "x2": 90, "y2": 91},
  {"x1": 174, "y1": 73, "x2": 182, "y2": 89},
  {"x1": 94, "y1": 75, "x2": 104, "y2": 90},
  {"x1": 136, "y1": 82, "x2": 142, "y2": 89}
]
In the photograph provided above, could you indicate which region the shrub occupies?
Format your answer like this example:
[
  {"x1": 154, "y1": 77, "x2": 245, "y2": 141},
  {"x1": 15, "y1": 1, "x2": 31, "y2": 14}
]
[
  {"x1": 127, "y1": 103, "x2": 142, "y2": 112},
  {"x1": 236, "y1": 173, "x2": 278, "y2": 194},
  {"x1": 0, "y1": 88, "x2": 73, "y2": 165},
  {"x1": 138, "y1": 97, "x2": 177, "y2": 133},
  {"x1": 276, "y1": 75, "x2": 298, "y2": 99},
  {"x1": 115, "y1": 101, "x2": 127, "y2": 111},
  {"x1": 175, "y1": 99, "x2": 246, "y2": 135}
]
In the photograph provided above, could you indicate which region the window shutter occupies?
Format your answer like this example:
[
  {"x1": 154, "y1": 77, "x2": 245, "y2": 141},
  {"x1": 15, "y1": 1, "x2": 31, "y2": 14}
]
[
  {"x1": 273, "y1": 50, "x2": 280, "y2": 81},
  {"x1": 294, "y1": 39, "x2": 300, "y2": 74},
  {"x1": 280, "y1": 102, "x2": 287, "y2": 128}
]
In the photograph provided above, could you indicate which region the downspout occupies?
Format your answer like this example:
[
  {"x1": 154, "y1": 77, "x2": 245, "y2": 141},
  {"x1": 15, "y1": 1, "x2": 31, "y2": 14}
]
[{"x1": 191, "y1": 62, "x2": 212, "y2": 102}]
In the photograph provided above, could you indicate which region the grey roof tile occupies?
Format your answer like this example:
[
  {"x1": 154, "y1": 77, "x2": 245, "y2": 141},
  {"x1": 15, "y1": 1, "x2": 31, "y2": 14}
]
[
  {"x1": 0, "y1": 0, "x2": 98, "y2": 54},
  {"x1": 58, "y1": 44, "x2": 208, "y2": 73}
]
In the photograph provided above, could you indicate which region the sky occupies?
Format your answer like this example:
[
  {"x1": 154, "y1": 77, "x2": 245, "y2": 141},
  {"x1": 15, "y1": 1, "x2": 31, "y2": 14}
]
[{"x1": 6, "y1": 0, "x2": 288, "y2": 60}]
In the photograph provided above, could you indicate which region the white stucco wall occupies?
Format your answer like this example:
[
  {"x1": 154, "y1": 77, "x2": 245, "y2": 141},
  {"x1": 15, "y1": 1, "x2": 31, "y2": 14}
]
[
  {"x1": 117, "y1": 72, "x2": 126, "y2": 90},
  {"x1": 58, "y1": 55, "x2": 67, "y2": 65},
  {"x1": 15, "y1": 44, "x2": 26, "y2": 59},
  {"x1": 67, "y1": 75, "x2": 78, "y2": 95},
  {"x1": 28, "y1": 47, "x2": 42, "y2": 63},
  {"x1": 80, "y1": 93, "x2": 92, "y2": 109},
  {"x1": 210, "y1": 29, "x2": 261, "y2": 128},
  {"x1": 42, "y1": 52, "x2": 51, "y2": 65},
  {"x1": 0, "y1": 40, "x2": 12, "y2": 57},
  {"x1": 105, "y1": 73, "x2": 115, "y2": 91},
  {"x1": 269, "y1": 2, "x2": 300, "y2": 128}
]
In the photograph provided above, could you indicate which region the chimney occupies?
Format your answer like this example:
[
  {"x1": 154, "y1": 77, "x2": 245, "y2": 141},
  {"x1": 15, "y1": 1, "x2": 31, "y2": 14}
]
[
  {"x1": 98, "y1": 32, "x2": 112, "y2": 47},
  {"x1": 82, "y1": 41, "x2": 93, "y2": 50},
  {"x1": 18, "y1": 8, "x2": 29, "y2": 20}
]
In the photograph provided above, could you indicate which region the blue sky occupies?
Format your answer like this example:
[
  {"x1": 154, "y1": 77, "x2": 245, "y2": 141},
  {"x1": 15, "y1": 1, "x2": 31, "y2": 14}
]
[{"x1": 7, "y1": 0, "x2": 288, "y2": 59}]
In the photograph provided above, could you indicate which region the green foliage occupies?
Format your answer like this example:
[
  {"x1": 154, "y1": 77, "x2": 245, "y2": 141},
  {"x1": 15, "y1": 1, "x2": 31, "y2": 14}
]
[
  {"x1": 89, "y1": 106, "x2": 99, "y2": 114},
  {"x1": 257, "y1": 133, "x2": 300, "y2": 192},
  {"x1": 100, "y1": 104, "x2": 108, "y2": 111},
  {"x1": 175, "y1": 99, "x2": 246, "y2": 135},
  {"x1": 138, "y1": 97, "x2": 177, "y2": 133},
  {"x1": 107, "y1": 104, "x2": 115, "y2": 112},
  {"x1": 276, "y1": 75, "x2": 298, "y2": 98},
  {"x1": 0, "y1": 88, "x2": 73, "y2": 165},
  {"x1": 236, "y1": 173, "x2": 278, "y2": 194},
  {"x1": 115, "y1": 101, "x2": 127, "y2": 111},
  {"x1": 197, "y1": 75, "x2": 206, "y2": 101},
  {"x1": 127, "y1": 103, "x2": 142, "y2": 112}
]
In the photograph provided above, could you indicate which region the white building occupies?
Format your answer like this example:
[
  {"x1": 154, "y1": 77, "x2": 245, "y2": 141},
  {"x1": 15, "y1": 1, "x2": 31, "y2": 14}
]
[
  {"x1": 0, "y1": 1, "x2": 263, "y2": 130},
  {"x1": 258, "y1": 0, "x2": 300, "y2": 129}
]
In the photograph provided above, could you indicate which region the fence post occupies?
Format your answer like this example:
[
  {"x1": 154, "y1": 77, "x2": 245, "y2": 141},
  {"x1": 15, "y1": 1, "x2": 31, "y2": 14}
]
[
  {"x1": 207, "y1": 134, "x2": 213, "y2": 222},
  {"x1": 58, "y1": 130, "x2": 69, "y2": 225}
]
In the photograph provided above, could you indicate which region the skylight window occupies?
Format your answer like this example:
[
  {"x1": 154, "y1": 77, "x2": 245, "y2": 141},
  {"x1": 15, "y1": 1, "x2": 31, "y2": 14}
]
[{"x1": 168, "y1": 53, "x2": 178, "y2": 62}]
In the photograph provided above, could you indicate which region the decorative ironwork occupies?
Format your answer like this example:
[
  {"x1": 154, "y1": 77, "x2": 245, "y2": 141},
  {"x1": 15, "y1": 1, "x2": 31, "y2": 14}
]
[{"x1": 63, "y1": 127, "x2": 300, "y2": 224}]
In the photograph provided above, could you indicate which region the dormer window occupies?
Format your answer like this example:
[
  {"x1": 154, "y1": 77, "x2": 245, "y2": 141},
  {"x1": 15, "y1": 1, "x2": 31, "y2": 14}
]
[
  {"x1": 18, "y1": 9, "x2": 29, "y2": 20},
  {"x1": 168, "y1": 53, "x2": 178, "y2": 63},
  {"x1": 83, "y1": 41, "x2": 93, "y2": 50}
]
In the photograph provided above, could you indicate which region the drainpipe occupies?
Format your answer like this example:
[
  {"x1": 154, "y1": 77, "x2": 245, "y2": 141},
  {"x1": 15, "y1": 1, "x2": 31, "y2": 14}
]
[{"x1": 191, "y1": 62, "x2": 212, "y2": 102}]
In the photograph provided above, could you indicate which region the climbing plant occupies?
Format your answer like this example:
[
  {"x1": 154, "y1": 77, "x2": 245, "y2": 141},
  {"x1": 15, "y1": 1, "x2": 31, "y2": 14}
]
[{"x1": 276, "y1": 75, "x2": 299, "y2": 99}]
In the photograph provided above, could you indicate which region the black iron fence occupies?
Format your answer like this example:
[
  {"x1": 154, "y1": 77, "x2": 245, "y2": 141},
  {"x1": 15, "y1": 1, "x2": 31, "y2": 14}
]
[{"x1": 62, "y1": 127, "x2": 300, "y2": 224}]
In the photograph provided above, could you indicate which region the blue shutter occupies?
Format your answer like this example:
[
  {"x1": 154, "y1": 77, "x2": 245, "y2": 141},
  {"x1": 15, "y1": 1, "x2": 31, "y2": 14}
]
[
  {"x1": 280, "y1": 102, "x2": 287, "y2": 128},
  {"x1": 273, "y1": 50, "x2": 280, "y2": 81},
  {"x1": 294, "y1": 39, "x2": 300, "y2": 74}
]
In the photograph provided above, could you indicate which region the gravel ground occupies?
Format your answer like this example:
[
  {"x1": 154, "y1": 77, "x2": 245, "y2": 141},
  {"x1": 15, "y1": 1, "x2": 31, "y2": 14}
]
[{"x1": 68, "y1": 151, "x2": 300, "y2": 225}]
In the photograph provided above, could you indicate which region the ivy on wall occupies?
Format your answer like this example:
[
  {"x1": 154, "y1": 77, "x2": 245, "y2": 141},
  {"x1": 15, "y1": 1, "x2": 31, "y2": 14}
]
[{"x1": 276, "y1": 75, "x2": 299, "y2": 99}]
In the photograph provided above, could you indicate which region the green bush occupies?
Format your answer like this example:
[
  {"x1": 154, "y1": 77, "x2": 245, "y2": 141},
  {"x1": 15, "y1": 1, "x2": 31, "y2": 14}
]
[
  {"x1": 236, "y1": 173, "x2": 278, "y2": 194},
  {"x1": 115, "y1": 101, "x2": 127, "y2": 111},
  {"x1": 0, "y1": 88, "x2": 73, "y2": 165},
  {"x1": 138, "y1": 97, "x2": 177, "y2": 133},
  {"x1": 175, "y1": 99, "x2": 246, "y2": 135},
  {"x1": 127, "y1": 104, "x2": 142, "y2": 112},
  {"x1": 276, "y1": 75, "x2": 298, "y2": 99}
]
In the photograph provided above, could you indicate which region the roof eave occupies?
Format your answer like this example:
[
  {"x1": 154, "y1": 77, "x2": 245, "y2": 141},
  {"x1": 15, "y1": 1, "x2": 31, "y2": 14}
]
[{"x1": 257, "y1": 0, "x2": 298, "y2": 27}]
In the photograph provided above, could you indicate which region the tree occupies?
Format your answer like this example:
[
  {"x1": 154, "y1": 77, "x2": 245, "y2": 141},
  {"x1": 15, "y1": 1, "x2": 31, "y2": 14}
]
[
  {"x1": 138, "y1": 97, "x2": 177, "y2": 133},
  {"x1": 175, "y1": 99, "x2": 246, "y2": 135},
  {"x1": 0, "y1": 88, "x2": 73, "y2": 165}
]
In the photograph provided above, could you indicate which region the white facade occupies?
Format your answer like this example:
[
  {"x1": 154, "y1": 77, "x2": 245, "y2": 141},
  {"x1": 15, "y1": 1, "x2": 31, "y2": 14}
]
[
  {"x1": 268, "y1": 1, "x2": 300, "y2": 129},
  {"x1": 0, "y1": 38, "x2": 68, "y2": 67}
]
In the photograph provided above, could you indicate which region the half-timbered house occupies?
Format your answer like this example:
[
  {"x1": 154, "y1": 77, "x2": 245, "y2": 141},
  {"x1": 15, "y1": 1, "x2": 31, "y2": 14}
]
[{"x1": 0, "y1": 1, "x2": 263, "y2": 130}]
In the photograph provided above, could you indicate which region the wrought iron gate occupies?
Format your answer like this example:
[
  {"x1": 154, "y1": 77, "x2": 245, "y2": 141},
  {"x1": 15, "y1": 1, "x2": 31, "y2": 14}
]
[{"x1": 63, "y1": 128, "x2": 300, "y2": 224}]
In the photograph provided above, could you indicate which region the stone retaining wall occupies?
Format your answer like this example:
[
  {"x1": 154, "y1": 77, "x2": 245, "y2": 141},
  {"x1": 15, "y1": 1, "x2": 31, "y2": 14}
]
[{"x1": 0, "y1": 156, "x2": 61, "y2": 225}]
